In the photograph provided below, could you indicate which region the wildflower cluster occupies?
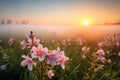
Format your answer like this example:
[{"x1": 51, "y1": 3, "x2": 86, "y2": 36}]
[
  {"x1": 20, "y1": 31, "x2": 40, "y2": 49},
  {"x1": 83, "y1": 34, "x2": 120, "y2": 80},
  {"x1": 96, "y1": 34, "x2": 120, "y2": 63},
  {"x1": 20, "y1": 31, "x2": 69, "y2": 79},
  {"x1": 0, "y1": 32, "x2": 120, "y2": 80}
]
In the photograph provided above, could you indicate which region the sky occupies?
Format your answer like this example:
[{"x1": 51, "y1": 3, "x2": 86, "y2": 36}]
[{"x1": 0, "y1": 0, "x2": 120, "y2": 25}]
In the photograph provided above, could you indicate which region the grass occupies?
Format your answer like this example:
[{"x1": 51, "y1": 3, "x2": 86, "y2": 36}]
[{"x1": 0, "y1": 31, "x2": 120, "y2": 80}]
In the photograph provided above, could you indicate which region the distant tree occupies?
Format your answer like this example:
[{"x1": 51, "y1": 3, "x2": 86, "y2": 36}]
[
  {"x1": 7, "y1": 19, "x2": 12, "y2": 24},
  {"x1": 21, "y1": 20, "x2": 29, "y2": 24},
  {"x1": 0, "y1": 20, "x2": 5, "y2": 24}
]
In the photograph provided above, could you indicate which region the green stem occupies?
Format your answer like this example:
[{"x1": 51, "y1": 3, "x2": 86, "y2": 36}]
[
  {"x1": 40, "y1": 61, "x2": 44, "y2": 80},
  {"x1": 30, "y1": 71, "x2": 33, "y2": 80}
]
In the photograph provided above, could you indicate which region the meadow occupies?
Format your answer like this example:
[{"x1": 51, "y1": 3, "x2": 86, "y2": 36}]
[{"x1": 0, "y1": 24, "x2": 120, "y2": 80}]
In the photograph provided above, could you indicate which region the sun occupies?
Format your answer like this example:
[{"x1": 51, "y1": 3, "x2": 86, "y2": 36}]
[{"x1": 83, "y1": 20, "x2": 90, "y2": 26}]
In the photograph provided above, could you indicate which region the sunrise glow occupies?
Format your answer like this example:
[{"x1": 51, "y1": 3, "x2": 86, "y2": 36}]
[{"x1": 83, "y1": 20, "x2": 90, "y2": 26}]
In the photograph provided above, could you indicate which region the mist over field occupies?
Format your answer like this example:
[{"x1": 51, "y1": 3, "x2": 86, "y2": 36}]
[{"x1": 0, "y1": 24, "x2": 120, "y2": 41}]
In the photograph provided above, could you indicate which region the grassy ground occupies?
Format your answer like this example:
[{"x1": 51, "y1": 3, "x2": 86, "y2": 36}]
[{"x1": 0, "y1": 31, "x2": 120, "y2": 80}]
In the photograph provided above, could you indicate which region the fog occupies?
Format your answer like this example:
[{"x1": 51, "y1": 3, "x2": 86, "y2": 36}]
[{"x1": 0, "y1": 24, "x2": 120, "y2": 40}]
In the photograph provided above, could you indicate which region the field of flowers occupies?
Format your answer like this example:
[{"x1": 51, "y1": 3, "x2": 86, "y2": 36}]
[{"x1": 0, "y1": 31, "x2": 120, "y2": 80}]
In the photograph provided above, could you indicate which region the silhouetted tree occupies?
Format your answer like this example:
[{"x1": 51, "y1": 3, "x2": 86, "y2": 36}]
[
  {"x1": 0, "y1": 20, "x2": 5, "y2": 24},
  {"x1": 7, "y1": 19, "x2": 12, "y2": 24}
]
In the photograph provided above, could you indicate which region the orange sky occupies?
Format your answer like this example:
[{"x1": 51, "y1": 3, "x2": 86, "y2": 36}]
[{"x1": 0, "y1": 0, "x2": 120, "y2": 26}]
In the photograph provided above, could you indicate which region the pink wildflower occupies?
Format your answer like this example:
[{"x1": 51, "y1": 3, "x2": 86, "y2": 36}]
[
  {"x1": 47, "y1": 47, "x2": 60, "y2": 65},
  {"x1": 21, "y1": 55, "x2": 36, "y2": 71},
  {"x1": 82, "y1": 46, "x2": 90, "y2": 53},
  {"x1": 96, "y1": 49, "x2": 105, "y2": 56},
  {"x1": 31, "y1": 44, "x2": 48, "y2": 61},
  {"x1": 57, "y1": 51, "x2": 69, "y2": 69},
  {"x1": 8, "y1": 38, "x2": 14, "y2": 46},
  {"x1": 47, "y1": 70, "x2": 54, "y2": 79},
  {"x1": 28, "y1": 37, "x2": 40, "y2": 46},
  {"x1": 97, "y1": 56, "x2": 105, "y2": 63},
  {"x1": 27, "y1": 31, "x2": 40, "y2": 45},
  {"x1": 47, "y1": 47, "x2": 69, "y2": 69},
  {"x1": 20, "y1": 40, "x2": 27, "y2": 49},
  {"x1": 116, "y1": 42, "x2": 119, "y2": 47},
  {"x1": 98, "y1": 42, "x2": 104, "y2": 47},
  {"x1": 107, "y1": 59, "x2": 112, "y2": 64},
  {"x1": 47, "y1": 50, "x2": 59, "y2": 65},
  {"x1": 0, "y1": 64, "x2": 7, "y2": 70},
  {"x1": 27, "y1": 31, "x2": 35, "y2": 40},
  {"x1": 118, "y1": 52, "x2": 120, "y2": 56}
]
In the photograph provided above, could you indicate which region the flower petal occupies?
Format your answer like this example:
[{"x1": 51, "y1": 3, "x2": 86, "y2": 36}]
[
  {"x1": 31, "y1": 53, "x2": 38, "y2": 58},
  {"x1": 28, "y1": 64, "x2": 33, "y2": 71}
]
